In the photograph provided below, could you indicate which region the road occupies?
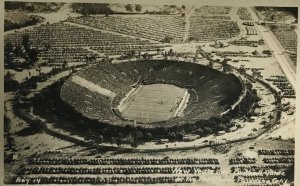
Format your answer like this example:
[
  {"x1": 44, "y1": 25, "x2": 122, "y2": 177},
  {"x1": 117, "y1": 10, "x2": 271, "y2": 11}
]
[
  {"x1": 5, "y1": 3, "x2": 80, "y2": 36},
  {"x1": 247, "y1": 7, "x2": 297, "y2": 91},
  {"x1": 183, "y1": 6, "x2": 195, "y2": 42}
]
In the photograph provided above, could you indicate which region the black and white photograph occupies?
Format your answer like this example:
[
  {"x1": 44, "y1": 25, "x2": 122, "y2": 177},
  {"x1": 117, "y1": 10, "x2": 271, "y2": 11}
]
[{"x1": 2, "y1": 0, "x2": 298, "y2": 185}]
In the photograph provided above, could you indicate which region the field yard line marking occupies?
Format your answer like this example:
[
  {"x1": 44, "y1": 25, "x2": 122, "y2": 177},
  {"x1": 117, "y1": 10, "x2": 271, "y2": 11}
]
[
  {"x1": 71, "y1": 75, "x2": 116, "y2": 98},
  {"x1": 174, "y1": 90, "x2": 190, "y2": 117},
  {"x1": 170, "y1": 89, "x2": 184, "y2": 117}
]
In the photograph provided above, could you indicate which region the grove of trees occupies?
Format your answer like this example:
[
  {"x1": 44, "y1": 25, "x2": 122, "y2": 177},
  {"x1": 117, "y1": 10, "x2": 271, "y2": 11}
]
[
  {"x1": 4, "y1": 34, "x2": 39, "y2": 68},
  {"x1": 5, "y1": 15, "x2": 44, "y2": 31},
  {"x1": 71, "y1": 3, "x2": 113, "y2": 16}
]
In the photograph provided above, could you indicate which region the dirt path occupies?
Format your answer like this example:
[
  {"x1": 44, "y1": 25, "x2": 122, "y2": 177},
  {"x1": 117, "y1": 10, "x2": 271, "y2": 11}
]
[{"x1": 183, "y1": 6, "x2": 195, "y2": 42}]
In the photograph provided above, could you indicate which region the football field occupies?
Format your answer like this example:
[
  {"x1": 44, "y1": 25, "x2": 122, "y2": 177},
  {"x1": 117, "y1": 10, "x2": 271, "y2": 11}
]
[{"x1": 119, "y1": 84, "x2": 189, "y2": 123}]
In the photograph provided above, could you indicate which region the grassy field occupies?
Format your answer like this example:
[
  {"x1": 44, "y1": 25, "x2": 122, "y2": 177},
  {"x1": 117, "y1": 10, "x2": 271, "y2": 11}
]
[{"x1": 120, "y1": 84, "x2": 188, "y2": 123}]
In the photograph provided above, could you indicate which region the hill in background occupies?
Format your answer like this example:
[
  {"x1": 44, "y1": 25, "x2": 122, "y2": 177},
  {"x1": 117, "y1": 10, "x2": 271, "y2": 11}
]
[
  {"x1": 4, "y1": 11, "x2": 44, "y2": 31},
  {"x1": 5, "y1": 2, "x2": 63, "y2": 13}
]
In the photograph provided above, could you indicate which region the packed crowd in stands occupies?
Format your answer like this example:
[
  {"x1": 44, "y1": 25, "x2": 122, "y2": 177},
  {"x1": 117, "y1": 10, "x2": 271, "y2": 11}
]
[
  {"x1": 258, "y1": 149, "x2": 294, "y2": 155},
  {"x1": 189, "y1": 18, "x2": 240, "y2": 42},
  {"x1": 265, "y1": 76, "x2": 295, "y2": 98},
  {"x1": 229, "y1": 157, "x2": 257, "y2": 165},
  {"x1": 21, "y1": 166, "x2": 220, "y2": 175},
  {"x1": 28, "y1": 157, "x2": 220, "y2": 165},
  {"x1": 268, "y1": 24, "x2": 297, "y2": 64},
  {"x1": 60, "y1": 81, "x2": 121, "y2": 123},
  {"x1": 237, "y1": 7, "x2": 252, "y2": 21},
  {"x1": 12, "y1": 175, "x2": 200, "y2": 184},
  {"x1": 76, "y1": 62, "x2": 135, "y2": 94},
  {"x1": 66, "y1": 15, "x2": 185, "y2": 43}
]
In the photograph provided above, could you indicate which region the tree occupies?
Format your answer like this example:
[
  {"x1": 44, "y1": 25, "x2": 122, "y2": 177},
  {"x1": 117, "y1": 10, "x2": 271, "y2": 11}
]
[
  {"x1": 4, "y1": 71, "x2": 15, "y2": 81},
  {"x1": 117, "y1": 132, "x2": 123, "y2": 139},
  {"x1": 156, "y1": 48, "x2": 161, "y2": 55},
  {"x1": 22, "y1": 34, "x2": 31, "y2": 52},
  {"x1": 14, "y1": 44, "x2": 23, "y2": 57},
  {"x1": 125, "y1": 4, "x2": 133, "y2": 12},
  {"x1": 134, "y1": 130, "x2": 144, "y2": 140},
  {"x1": 72, "y1": 3, "x2": 113, "y2": 15},
  {"x1": 4, "y1": 42, "x2": 13, "y2": 55},
  {"x1": 85, "y1": 54, "x2": 91, "y2": 64},
  {"x1": 135, "y1": 4, "x2": 142, "y2": 12},
  {"x1": 4, "y1": 42, "x2": 14, "y2": 65},
  {"x1": 130, "y1": 50, "x2": 136, "y2": 58},
  {"x1": 62, "y1": 60, "x2": 68, "y2": 70},
  {"x1": 44, "y1": 42, "x2": 51, "y2": 51},
  {"x1": 284, "y1": 163, "x2": 294, "y2": 181},
  {"x1": 97, "y1": 135, "x2": 104, "y2": 143},
  {"x1": 182, "y1": 5, "x2": 186, "y2": 9},
  {"x1": 290, "y1": 25, "x2": 296, "y2": 30},
  {"x1": 204, "y1": 127, "x2": 213, "y2": 134},
  {"x1": 168, "y1": 48, "x2": 174, "y2": 56},
  {"x1": 4, "y1": 71, "x2": 19, "y2": 92},
  {"x1": 104, "y1": 9, "x2": 110, "y2": 17},
  {"x1": 145, "y1": 132, "x2": 153, "y2": 140},
  {"x1": 217, "y1": 124, "x2": 227, "y2": 131},
  {"x1": 208, "y1": 60, "x2": 215, "y2": 68},
  {"x1": 116, "y1": 138, "x2": 122, "y2": 147},
  {"x1": 110, "y1": 137, "x2": 116, "y2": 144},
  {"x1": 162, "y1": 35, "x2": 173, "y2": 43},
  {"x1": 195, "y1": 128, "x2": 203, "y2": 135},
  {"x1": 28, "y1": 48, "x2": 38, "y2": 65}
]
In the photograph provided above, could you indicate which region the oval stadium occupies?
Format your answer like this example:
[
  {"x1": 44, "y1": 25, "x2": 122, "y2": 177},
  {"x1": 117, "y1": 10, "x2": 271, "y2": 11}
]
[{"x1": 60, "y1": 60, "x2": 243, "y2": 128}]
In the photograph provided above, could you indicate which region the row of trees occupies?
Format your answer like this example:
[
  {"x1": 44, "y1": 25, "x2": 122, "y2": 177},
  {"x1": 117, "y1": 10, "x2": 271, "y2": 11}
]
[
  {"x1": 4, "y1": 15, "x2": 43, "y2": 31},
  {"x1": 125, "y1": 4, "x2": 142, "y2": 12},
  {"x1": 71, "y1": 3, "x2": 188, "y2": 15},
  {"x1": 71, "y1": 3, "x2": 113, "y2": 16},
  {"x1": 4, "y1": 34, "x2": 38, "y2": 68},
  {"x1": 5, "y1": 2, "x2": 63, "y2": 12},
  {"x1": 4, "y1": 71, "x2": 19, "y2": 92}
]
